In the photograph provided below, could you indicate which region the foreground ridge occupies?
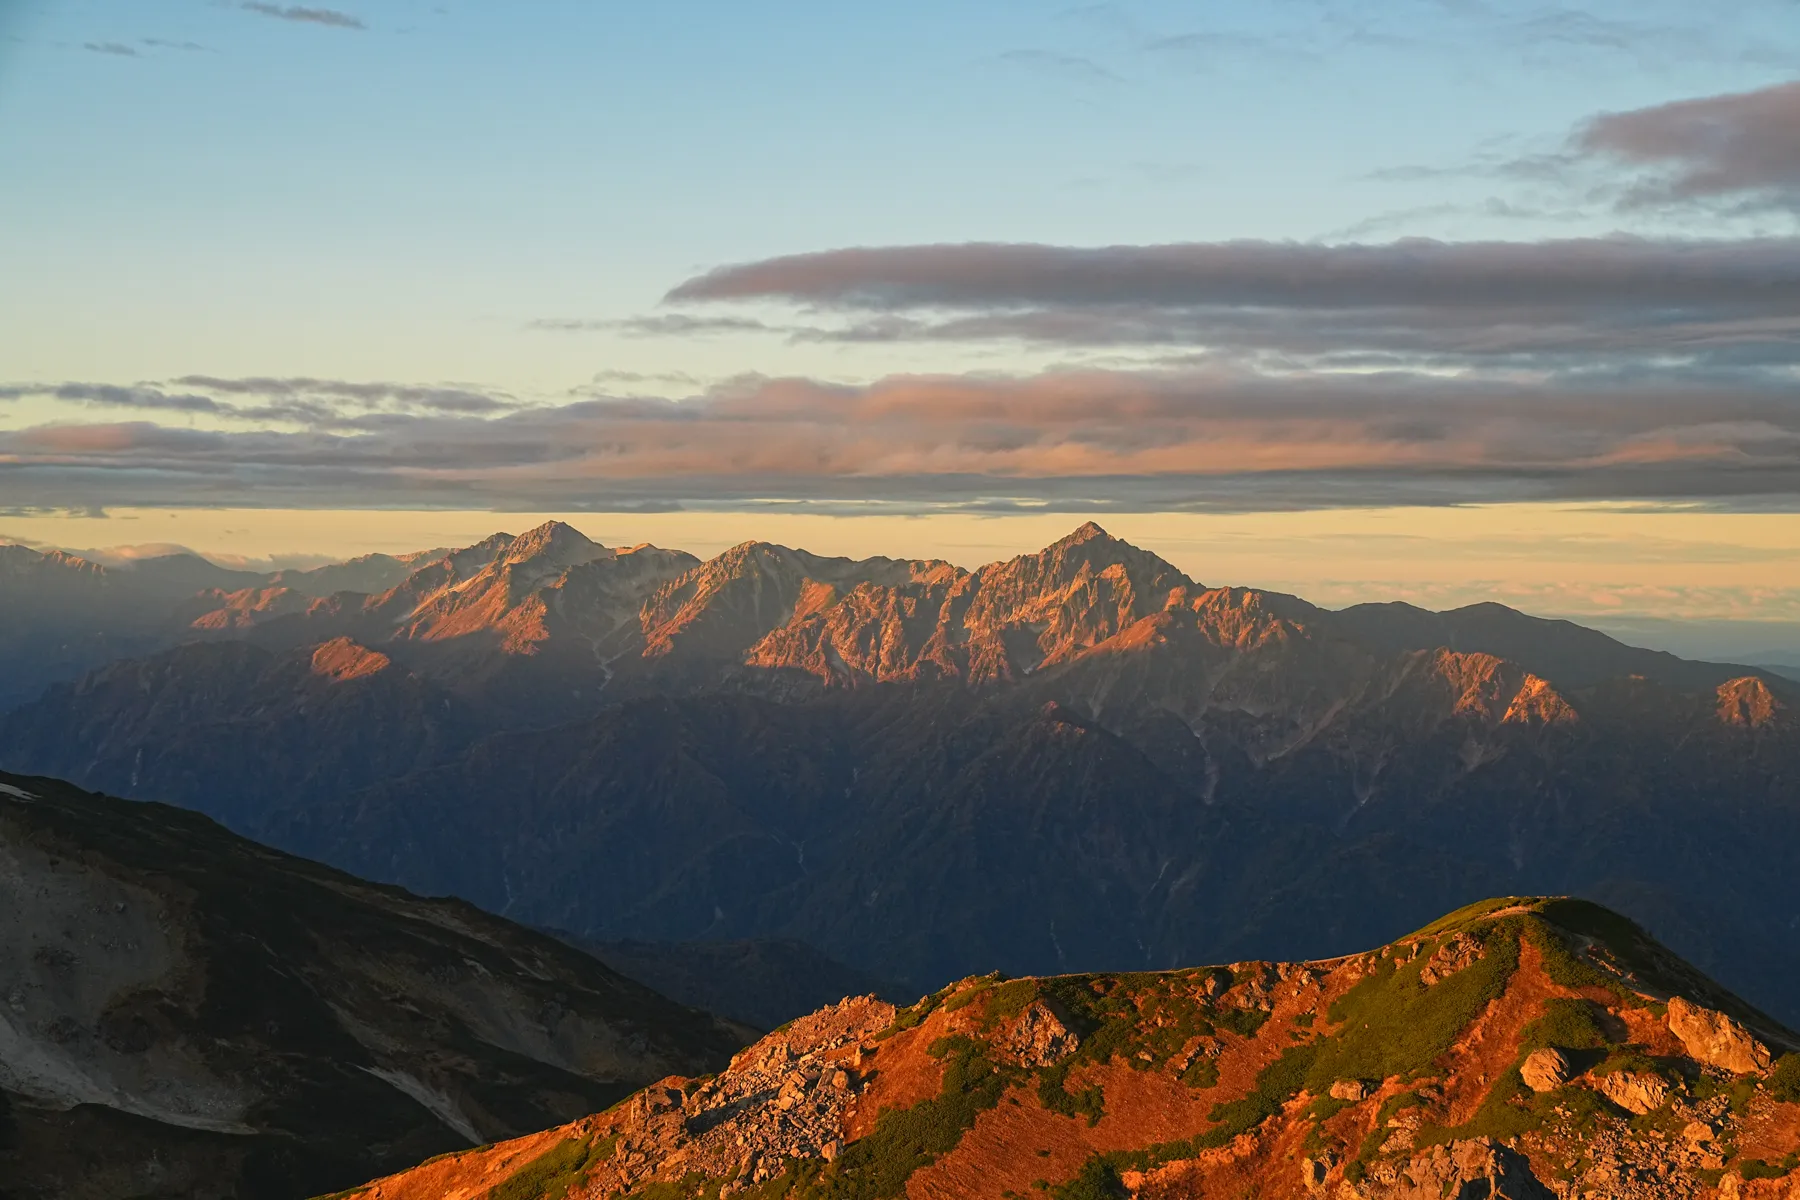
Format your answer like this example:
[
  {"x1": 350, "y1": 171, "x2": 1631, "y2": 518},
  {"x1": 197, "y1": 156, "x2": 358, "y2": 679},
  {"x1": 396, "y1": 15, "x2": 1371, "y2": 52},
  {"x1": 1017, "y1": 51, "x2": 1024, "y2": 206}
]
[{"x1": 335, "y1": 898, "x2": 1800, "y2": 1200}]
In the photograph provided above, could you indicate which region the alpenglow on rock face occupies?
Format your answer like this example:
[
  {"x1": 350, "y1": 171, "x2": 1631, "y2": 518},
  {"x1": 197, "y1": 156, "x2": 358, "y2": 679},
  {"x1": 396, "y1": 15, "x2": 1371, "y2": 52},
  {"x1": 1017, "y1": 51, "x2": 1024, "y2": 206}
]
[
  {"x1": 1669, "y1": 995, "x2": 1776, "y2": 1075},
  {"x1": 335, "y1": 898, "x2": 1800, "y2": 1200}
]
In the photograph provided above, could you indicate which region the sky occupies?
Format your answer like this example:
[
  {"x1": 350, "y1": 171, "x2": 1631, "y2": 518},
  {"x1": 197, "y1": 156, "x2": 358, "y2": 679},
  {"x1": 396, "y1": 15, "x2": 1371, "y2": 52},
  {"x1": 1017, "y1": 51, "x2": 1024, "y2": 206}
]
[{"x1": 3, "y1": 0, "x2": 1800, "y2": 645}]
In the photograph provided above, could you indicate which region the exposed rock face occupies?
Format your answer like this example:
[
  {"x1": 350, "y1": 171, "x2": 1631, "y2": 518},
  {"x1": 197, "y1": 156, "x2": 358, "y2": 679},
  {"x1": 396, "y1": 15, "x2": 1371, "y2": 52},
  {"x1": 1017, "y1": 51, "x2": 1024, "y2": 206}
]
[
  {"x1": 1521, "y1": 1047, "x2": 1571, "y2": 1093},
  {"x1": 996, "y1": 999, "x2": 1079, "y2": 1067},
  {"x1": 309, "y1": 636, "x2": 392, "y2": 681},
  {"x1": 586, "y1": 996, "x2": 894, "y2": 1193},
  {"x1": 1349, "y1": 1137, "x2": 1556, "y2": 1200},
  {"x1": 1718, "y1": 677, "x2": 1784, "y2": 728},
  {"x1": 1596, "y1": 1069, "x2": 1671, "y2": 1115},
  {"x1": 1668, "y1": 996, "x2": 1774, "y2": 1074}
]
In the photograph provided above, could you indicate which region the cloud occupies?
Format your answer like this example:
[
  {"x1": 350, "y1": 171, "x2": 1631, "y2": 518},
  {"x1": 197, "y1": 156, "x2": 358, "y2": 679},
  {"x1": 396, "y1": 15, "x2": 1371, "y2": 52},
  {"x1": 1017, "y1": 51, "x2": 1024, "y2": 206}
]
[
  {"x1": 527, "y1": 315, "x2": 780, "y2": 337},
  {"x1": 666, "y1": 236, "x2": 1800, "y2": 311},
  {"x1": 240, "y1": 4, "x2": 365, "y2": 30},
  {"x1": 1, "y1": 377, "x2": 523, "y2": 431},
  {"x1": 5, "y1": 363, "x2": 1800, "y2": 513},
  {"x1": 1577, "y1": 80, "x2": 1800, "y2": 212},
  {"x1": 83, "y1": 41, "x2": 140, "y2": 57},
  {"x1": 660, "y1": 236, "x2": 1800, "y2": 381},
  {"x1": 166, "y1": 375, "x2": 516, "y2": 415},
  {"x1": 0, "y1": 383, "x2": 223, "y2": 413}
]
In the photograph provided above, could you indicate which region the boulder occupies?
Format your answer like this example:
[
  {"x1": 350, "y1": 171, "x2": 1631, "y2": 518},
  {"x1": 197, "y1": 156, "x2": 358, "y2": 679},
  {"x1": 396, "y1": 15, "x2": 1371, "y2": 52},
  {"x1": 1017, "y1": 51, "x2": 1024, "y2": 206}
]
[
  {"x1": 1521, "y1": 1048, "x2": 1570, "y2": 1094},
  {"x1": 1667, "y1": 997, "x2": 1772, "y2": 1075},
  {"x1": 1331, "y1": 1079, "x2": 1371, "y2": 1102},
  {"x1": 1595, "y1": 1069, "x2": 1669, "y2": 1115},
  {"x1": 999, "y1": 1000, "x2": 1079, "y2": 1068},
  {"x1": 1301, "y1": 1155, "x2": 1330, "y2": 1192},
  {"x1": 1361, "y1": 1138, "x2": 1556, "y2": 1199}
]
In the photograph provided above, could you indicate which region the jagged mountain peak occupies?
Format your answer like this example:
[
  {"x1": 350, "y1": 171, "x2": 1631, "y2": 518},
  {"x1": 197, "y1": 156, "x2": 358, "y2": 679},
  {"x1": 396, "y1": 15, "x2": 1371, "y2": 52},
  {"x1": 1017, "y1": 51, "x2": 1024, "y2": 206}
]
[
  {"x1": 310, "y1": 637, "x2": 393, "y2": 682},
  {"x1": 0, "y1": 543, "x2": 107, "y2": 578},
  {"x1": 1058, "y1": 518, "x2": 1112, "y2": 543},
  {"x1": 501, "y1": 520, "x2": 612, "y2": 568},
  {"x1": 1719, "y1": 675, "x2": 1784, "y2": 728},
  {"x1": 343, "y1": 896, "x2": 1800, "y2": 1200}
]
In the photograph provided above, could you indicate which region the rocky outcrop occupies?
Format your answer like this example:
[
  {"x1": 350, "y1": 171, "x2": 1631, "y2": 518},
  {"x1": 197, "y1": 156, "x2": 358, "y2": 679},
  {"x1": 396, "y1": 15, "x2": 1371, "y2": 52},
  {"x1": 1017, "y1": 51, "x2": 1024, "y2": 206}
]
[
  {"x1": 1668, "y1": 996, "x2": 1774, "y2": 1075},
  {"x1": 1348, "y1": 1138, "x2": 1556, "y2": 1199},
  {"x1": 584, "y1": 996, "x2": 894, "y2": 1193},
  {"x1": 1718, "y1": 677, "x2": 1784, "y2": 729},
  {"x1": 1596, "y1": 1069, "x2": 1671, "y2": 1115},
  {"x1": 1521, "y1": 1048, "x2": 1570, "y2": 1093},
  {"x1": 309, "y1": 637, "x2": 392, "y2": 682},
  {"x1": 996, "y1": 999, "x2": 1079, "y2": 1067}
]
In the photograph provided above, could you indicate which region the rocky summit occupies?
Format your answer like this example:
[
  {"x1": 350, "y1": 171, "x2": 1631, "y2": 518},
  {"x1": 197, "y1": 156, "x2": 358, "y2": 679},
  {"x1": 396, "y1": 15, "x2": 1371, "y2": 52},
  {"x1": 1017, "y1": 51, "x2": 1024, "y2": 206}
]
[{"x1": 333, "y1": 898, "x2": 1800, "y2": 1200}]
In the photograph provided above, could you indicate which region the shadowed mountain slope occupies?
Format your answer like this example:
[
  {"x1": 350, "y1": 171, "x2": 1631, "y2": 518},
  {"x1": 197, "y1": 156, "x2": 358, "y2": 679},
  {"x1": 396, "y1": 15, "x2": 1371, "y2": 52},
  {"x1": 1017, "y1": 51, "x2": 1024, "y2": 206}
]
[{"x1": 0, "y1": 770, "x2": 751, "y2": 1200}]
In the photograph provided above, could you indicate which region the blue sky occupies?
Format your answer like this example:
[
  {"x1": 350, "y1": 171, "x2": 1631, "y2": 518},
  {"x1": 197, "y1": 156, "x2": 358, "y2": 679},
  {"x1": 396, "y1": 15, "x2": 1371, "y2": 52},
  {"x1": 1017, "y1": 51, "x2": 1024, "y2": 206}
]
[{"x1": 5, "y1": 0, "x2": 1795, "y2": 391}]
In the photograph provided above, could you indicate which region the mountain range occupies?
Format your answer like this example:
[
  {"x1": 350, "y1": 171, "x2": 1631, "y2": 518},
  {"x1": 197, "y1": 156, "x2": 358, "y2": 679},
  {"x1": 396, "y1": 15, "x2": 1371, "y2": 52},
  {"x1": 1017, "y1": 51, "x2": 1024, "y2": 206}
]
[{"x1": 2, "y1": 522, "x2": 1797, "y2": 1034}]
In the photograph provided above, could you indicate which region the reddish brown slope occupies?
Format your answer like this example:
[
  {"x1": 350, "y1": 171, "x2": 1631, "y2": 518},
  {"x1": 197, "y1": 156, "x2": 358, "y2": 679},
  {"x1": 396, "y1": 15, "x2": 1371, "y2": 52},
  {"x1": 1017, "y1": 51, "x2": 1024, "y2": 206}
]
[{"x1": 330, "y1": 899, "x2": 1800, "y2": 1200}]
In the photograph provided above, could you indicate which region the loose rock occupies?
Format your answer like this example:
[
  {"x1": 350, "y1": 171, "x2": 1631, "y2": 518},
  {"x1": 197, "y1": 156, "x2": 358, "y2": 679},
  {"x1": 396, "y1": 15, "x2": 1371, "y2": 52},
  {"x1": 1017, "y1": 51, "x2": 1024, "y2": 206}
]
[
  {"x1": 1667, "y1": 996, "x2": 1772, "y2": 1075},
  {"x1": 1521, "y1": 1048, "x2": 1570, "y2": 1094}
]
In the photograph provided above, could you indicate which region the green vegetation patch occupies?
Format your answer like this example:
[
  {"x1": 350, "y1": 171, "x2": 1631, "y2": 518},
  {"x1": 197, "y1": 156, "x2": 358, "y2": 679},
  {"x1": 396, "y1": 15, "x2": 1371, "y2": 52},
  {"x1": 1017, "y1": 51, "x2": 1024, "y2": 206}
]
[
  {"x1": 1049, "y1": 1156, "x2": 1129, "y2": 1200},
  {"x1": 1304, "y1": 920, "x2": 1521, "y2": 1090},
  {"x1": 1769, "y1": 1054, "x2": 1800, "y2": 1104},
  {"x1": 980, "y1": 979, "x2": 1041, "y2": 1028},
  {"x1": 1523, "y1": 918, "x2": 1626, "y2": 997},
  {"x1": 1739, "y1": 1154, "x2": 1800, "y2": 1181},
  {"x1": 1030, "y1": 971, "x2": 1224, "y2": 1123},
  {"x1": 492, "y1": 1132, "x2": 615, "y2": 1200},
  {"x1": 1414, "y1": 897, "x2": 1535, "y2": 937},
  {"x1": 1212, "y1": 1006, "x2": 1271, "y2": 1038},
  {"x1": 799, "y1": 1036, "x2": 1015, "y2": 1200},
  {"x1": 1179, "y1": 1055, "x2": 1220, "y2": 1090},
  {"x1": 1523, "y1": 998, "x2": 1612, "y2": 1052}
]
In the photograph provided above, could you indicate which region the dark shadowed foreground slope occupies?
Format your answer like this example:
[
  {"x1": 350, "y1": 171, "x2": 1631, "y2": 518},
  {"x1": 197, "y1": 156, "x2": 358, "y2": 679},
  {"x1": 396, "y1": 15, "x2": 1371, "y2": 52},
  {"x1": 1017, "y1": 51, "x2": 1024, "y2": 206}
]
[
  {"x1": 336, "y1": 898, "x2": 1800, "y2": 1200},
  {"x1": 0, "y1": 771, "x2": 750, "y2": 1200}
]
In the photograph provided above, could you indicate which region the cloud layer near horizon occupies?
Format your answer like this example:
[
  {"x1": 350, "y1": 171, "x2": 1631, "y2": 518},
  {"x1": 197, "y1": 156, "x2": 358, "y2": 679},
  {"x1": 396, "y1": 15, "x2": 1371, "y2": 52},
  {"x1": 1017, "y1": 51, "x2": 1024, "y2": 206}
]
[{"x1": 4, "y1": 360, "x2": 1800, "y2": 512}]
